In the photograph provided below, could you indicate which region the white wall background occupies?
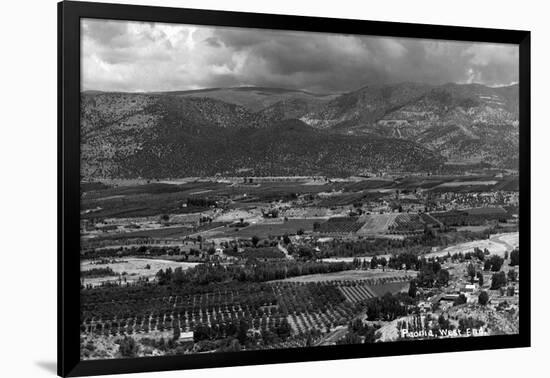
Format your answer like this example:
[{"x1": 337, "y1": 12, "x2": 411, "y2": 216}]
[{"x1": 0, "y1": 0, "x2": 547, "y2": 376}]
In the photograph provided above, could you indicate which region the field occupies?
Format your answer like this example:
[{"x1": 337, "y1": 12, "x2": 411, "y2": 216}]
[
  {"x1": 81, "y1": 180, "x2": 342, "y2": 219},
  {"x1": 390, "y1": 214, "x2": 425, "y2": 232},
  {"x1": 86, "y1": 226, "x2": 194, "y2": 241},
  {"x1": 357, "y1": 214, "x2": 398, "y2": 235},
  {"x1": 82, "y1": 174, "x2": 519, "y2": 221},
  {"x1": 80, "y1": 271, "x2": 414, "y2": 355},
  {"x1": 338, "y1": 280, "x2": 409, "y2": 303},
  {"x1": 365, "y1": 281, "x2": 410, "y2": 297},
  {"x1": 318, "y1": 217, "x2": 364, "y2": 234},
  {"x1": 321, "y1": 256, "x2": 386, "y2": 263},
  {"x1": 338, "y1": 285, "x2": 376, "y2": 302},
  {"x1": 225, "y1": 247, "x2": 286, "y2": 260},
  {"x1": 80, "y1": 281, "x2": 357, "y2": 345},
  {"x1": 455, "y1": 225, "x2": 492, "y2": 232},
  {"x1": 270, "y1": 269, "x2": 415, "y2": 283},
  {"x1": 81, "y1": 258, "x2": 199, "y2": 287},
  {"x1": 210, "y1": 218, "x2": 319, "y2": 239},
  {"x1": 78, "y1": 172, "x2": 520, "y2": 357},
  {"x1": 436, "y1": 180, "x2": 498, "y2": 188}
]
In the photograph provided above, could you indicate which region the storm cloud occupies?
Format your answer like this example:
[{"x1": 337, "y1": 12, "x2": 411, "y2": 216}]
[{"x1": 81, "y1": 19, "x2": 519, "y2": 93}]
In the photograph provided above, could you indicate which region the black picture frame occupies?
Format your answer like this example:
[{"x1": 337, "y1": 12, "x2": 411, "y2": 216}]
[{"x1": 58, "y1": 1, "x2": 531, "y2": 376}]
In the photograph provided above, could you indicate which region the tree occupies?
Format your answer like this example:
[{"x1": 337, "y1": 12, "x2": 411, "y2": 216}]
[
  {"x1": 489, "y1": 255, "x2": 504, "y2": 272},
  {"x1": 283, "y1": 234, "x2": 291, "y2": 245},
  {"x1": 476, "y1": 271, "x2": 484, "y2": 287},
  {"x1": 370, "y1": 256, "x2": 379, "y2": 269},
  {"x1": 467, "y1": 263, "x2": 476, "y2": 283},
  {"x1": 365, "y1": 293, "x2": 407, "y2": 321},
  {"x1": 473, "y1": 247, "x2": 485, "y2": 261},
  {"x1": 336, "y1": 332, "x2": 362, "y2": 345},
  {"x1": 484, "y1": 255, "x2": 504, "y2": 272},
  {"x1": 173, "y1": 324, "x2": 181, "y2": 341},
  {"x1": 194, "y1": 324, "x2": 211, "y2": 342},
  {"x1": 408, "y1": 280, "x2": 417, "y2": 298},
  {"x1": 454, "y1": 294, "x2": 467, "y2": 306},
  {"x1": 172, "y1": 267, "x2": 186, "y2": 285},
  {"x1": 490, "y1": 271, "x2": 507, "y2": 290},
  {"x1": 507, "y1": 269, "x2": 518, "y2": 282},
  {"x1": 436, "y1": 269, "x2": 450, "y2": 287},
  {"x1": 275, "y1": 318, "x2": 292, "y2": 340},
  {"x1": 478, "y1": 291, "x2": 489, "y2": 305},
  {"x1": 297, "y1": 246, "x2": 315, "y2": 260},
  {"x1": 118, "y1": 336, "x2": 139, "y2": 358},
  {"x1": 507, "y1": 286, "x2": 515, "y2": 296},
  {"x1": 418, "y1": 264, "x2": 437, "y2": 287},
  {"x1": 509, "y1": 249, "x2": 520, "y2": 266},
  {"x1": 218, "y1": 339, "x2": 242, "y2": 353},
  {"x1": 237, "y1": 319, "x2": 249, "y2": 344}
]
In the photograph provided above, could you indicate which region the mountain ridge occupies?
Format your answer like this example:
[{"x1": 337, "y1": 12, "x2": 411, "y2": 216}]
[{"x1": 80, "y1": 82, "x2": 518, "y2": 180}]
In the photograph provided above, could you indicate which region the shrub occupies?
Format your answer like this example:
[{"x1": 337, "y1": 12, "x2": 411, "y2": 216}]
[
  {"x1": 454, "y1": 294, "x2": 467, "y2": 306},
  {"x1": 490, "y1": 271, "x2": 507, "y2": 290},
  {"x1": 478, "y1": 291, "x2": 489, "y2": 305},
  {"x1": 509, "y1": 249, "x2": 520, "y2": 266},
  {"x1": 118, "y1": 336, "x2": 139, "y2": 358}
]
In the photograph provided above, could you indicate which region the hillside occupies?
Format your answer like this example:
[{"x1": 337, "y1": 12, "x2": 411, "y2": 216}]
[
  {"x1": 80, "y1": 94, "x2": 442, "y2": 179},
  {"x1": 80, "y1": 82, "x2": 518, "y2": 180},
  {"x1": 161, "y1": 86, "x2": 337, "y2": 113},
  {"x1": 299, "y1": 83, "x2": 519, "y2": 167},
  {"x1": 131, "y1": 119, "x2": 443, "y2": 178}
]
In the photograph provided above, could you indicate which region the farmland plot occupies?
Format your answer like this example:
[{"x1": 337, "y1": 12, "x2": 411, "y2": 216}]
[
  {"x1": 337, "y1": 277, "x2": 412, "y2": 303},
  {"x1": 271, "y1": 269, "x2": 415, "y2": 283},
  {"x1": 357, "y1": 213, "x2": 399, "y2": 235},
  {"x1": 81, "y1": 282, "x2": 357, "y2": 341},
  {"x1": 211, "y1": 218, "x2": 319, "y2": 238},
  {"x1": 81, "y1": 258, "x2": 199, "y2": 287},
  {"x1": 338, "y1": 285, "x2": 376, "y2": 302}
]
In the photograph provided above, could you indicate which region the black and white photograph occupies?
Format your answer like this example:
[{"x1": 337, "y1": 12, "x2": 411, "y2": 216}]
[
  {"x1": 9, "y1": 0, "x2": 550, "y2": 377},
  {"x1": 78, "y1": 18, "x2": 522, "y2": 360}
]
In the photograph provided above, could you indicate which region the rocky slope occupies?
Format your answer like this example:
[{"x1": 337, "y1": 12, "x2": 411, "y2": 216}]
[{"x1": 299, "y1": 83, "x2": 519, "y2": 167}]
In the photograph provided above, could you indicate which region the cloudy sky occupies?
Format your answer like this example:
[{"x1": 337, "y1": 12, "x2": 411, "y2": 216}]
[{"x1": 81, "y1": 19, "x2": 519, "y2": 93}]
